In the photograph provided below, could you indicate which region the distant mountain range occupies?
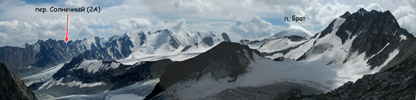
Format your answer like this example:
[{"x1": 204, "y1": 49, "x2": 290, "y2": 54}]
[{"x1": 0, "y1": 29, "x2": 230, "y2": 77}]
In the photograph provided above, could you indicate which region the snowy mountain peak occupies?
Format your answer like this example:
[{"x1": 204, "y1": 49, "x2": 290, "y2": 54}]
[
  {"x1": 220, "y1": 32, "x2": 231, "y2": 41},
  {"x1": 126, "y1": 29, "x2": 231, "y2": 58},
  {"x1": 274, "y1": 25, "x2": 313, "y2": 38},
  {"x1": 340, "y1": 11, "x2": 351, "y2": 18},
  {"x1": 358, "y1": 8, "x2": 367, "y2": 16},
  {"x1": 293, "y1": 8, "x2": 415, "y2": 69},
  {"x1": 243, "y1": 8, "x2": 415, "y2": 70}
]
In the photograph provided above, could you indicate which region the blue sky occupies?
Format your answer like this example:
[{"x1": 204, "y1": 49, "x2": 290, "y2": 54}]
[{"x1": 0, "y1": 0, "x2": 415, "y2": 46}]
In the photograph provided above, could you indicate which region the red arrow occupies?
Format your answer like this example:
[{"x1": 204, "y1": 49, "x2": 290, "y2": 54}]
[{"x1": 65, "y1": 13, "x2": 69, "y2": 42}]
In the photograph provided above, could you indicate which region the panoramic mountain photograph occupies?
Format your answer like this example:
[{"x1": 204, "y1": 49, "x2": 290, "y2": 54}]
[{"x1": 0, "y1": 0, "x2": 416, "y2": 100}]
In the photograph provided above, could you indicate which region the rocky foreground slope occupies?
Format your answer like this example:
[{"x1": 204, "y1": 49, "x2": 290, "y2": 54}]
[
  {"x1": 0, "y1": 63, "x2": 37, "y2": 100},
  {"x1": 288, "y1": 51, "x2": 416, "y2": 100}
]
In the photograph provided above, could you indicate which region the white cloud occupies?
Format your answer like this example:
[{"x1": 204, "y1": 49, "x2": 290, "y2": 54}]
[
  {"x1": 173, "y1": 0, "x2": 222, "y2": 14},
  {"x1": 0, "y1": 15, "x2": 112, "y2": 46},
  {"x1": 393, "y1": 6, "x2": 416, "y2": 34},
  {"x1": 161, "y1": 18, "x2": 187, "y2": 32},
  {"x1": 65, "y1": 0, "x2": 89, "y2": 7},
  {"x1": 402, "y1": 0, "x2": 416, "y2": 8},
  {"x1": 286, "y1": 24, "x2": 313, "y2": 36},
  {"x1": 0, "y1": 20, "x2": 38, "y2": 46},
  {"x1": 0, "y1": 32, "x2": 9, "y2": 43},
  {"x1": 231, "y1": 16, "x2": 274, "y2": 38},
  {"x1": 363, "y1": 3, "x2": 385, "y2": 11},
  {"x1": 1, "y1": 0, "x2": 416, "y2": 46},
  {"x1": 286, "y1": 0, "x2": 351, "y2": 31},
  {"x1": 79, "y1": 26, "x2": 95, "y2": 37},
  {"x1": 115, "y1": 18, "x2": 152, "y2": 30},
  {"x1": 142, "y1": 0, "x2": 226, "y2": 19},
  {"x1": 0, "y1": 18, "x2": 71, "y2": 46}
]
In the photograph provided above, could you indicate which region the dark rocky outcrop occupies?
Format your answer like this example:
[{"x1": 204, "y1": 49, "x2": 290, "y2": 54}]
[
  {"x1": 0, "y1": 63, "x2": 37, "y2": 100},
  {"x1": 145, "y1": 42, "x2": 262, "y2": 99},
  {"x1": 298, "y1": 9, "x2": 415, "y2": 70}
]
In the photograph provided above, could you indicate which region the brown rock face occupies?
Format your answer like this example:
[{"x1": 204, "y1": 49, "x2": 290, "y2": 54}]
[{"x1": 0, "y1": 63, "x2": 37, "y2": 100}]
